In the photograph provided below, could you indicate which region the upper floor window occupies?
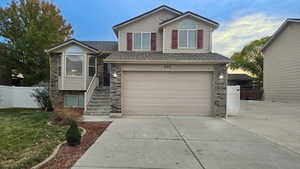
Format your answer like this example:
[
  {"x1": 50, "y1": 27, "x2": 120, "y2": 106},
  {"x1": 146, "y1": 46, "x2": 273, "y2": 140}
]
[
  {"x1": 178, "y1": 19, "x2": 197, "y2": 48},
  {"x1": 133, "y1": 32, "x2": 150, "y2": 50},
  {"x1": 65, "y1": 46, "x2": 84, "y2": 76},
  {"x1": 178, "y1": 30, "x2": 197, "y2": 48}
]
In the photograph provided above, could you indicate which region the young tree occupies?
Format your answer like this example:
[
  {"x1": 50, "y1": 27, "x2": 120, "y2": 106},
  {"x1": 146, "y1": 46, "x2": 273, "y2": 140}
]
[
  {"x1": 230, "y1": 37, "x2": 270, "y2": 89},
  {"x1": 0, "y1": 0, "x2": 73, "y2": 86}
]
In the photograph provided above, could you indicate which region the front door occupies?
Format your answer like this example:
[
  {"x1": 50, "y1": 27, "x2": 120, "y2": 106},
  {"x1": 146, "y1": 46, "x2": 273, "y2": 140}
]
[{"x1": 103, "y1": 63, "x2": 110, "y2": 86}]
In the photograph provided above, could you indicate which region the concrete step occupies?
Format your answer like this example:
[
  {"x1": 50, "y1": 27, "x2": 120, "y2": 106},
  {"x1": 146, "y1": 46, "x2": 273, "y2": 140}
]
[
  {"x1": 87, "y1": 107, "x2": 110, "y2": 111},
  {"x1": 88, "y1": 104, "x2": 110, "y2": 109},
  {"x1": 85, "y1": 110, "x2": 110, "y2": 114},
  {"x1": 84, "y1": 112, "x2": 109, "y2": 116},
  {"x1": 91, "y1": 96, "x2": 110, "y2": 99},
  {"x1": 88, "y1": 102, "x2": 110, "y2": 105}
]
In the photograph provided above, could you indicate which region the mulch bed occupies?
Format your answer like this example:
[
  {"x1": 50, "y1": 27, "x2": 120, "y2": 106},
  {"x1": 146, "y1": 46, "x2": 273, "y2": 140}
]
[{"x1": 39, "y1": 122, "x2": 111, "y2": 169}]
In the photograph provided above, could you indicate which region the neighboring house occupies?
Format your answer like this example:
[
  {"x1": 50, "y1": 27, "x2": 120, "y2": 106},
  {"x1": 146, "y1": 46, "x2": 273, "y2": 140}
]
[
  {"x1": 46, "y1": 5, "x2": 230, "y2": 117},
  {"x1": 228, "y1": 74, "x2": 262, "y2": 100},
  {"x1": 228, "y1": 74, "x2": 253, "y2": 87},
  {"x1": 262, "y1": 18, "x2": 300, "y2": 102}
]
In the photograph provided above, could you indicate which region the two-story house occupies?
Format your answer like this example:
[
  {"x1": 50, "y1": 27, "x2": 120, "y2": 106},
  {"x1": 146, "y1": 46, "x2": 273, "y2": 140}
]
[{"x1": 46, "y1": 5, "x2": 230, "y2": 117}]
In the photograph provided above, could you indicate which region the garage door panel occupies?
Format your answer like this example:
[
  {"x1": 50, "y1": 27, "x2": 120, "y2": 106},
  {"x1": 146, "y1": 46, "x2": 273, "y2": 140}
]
[{"x1": 123, "y1": 71, "x2": 212, "y2": 116}]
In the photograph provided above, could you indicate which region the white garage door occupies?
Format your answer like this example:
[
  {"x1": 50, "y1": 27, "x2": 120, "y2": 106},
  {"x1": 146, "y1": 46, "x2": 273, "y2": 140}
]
[{"x1": 123, "y1": 71, "x2": 212, "y2": 116}]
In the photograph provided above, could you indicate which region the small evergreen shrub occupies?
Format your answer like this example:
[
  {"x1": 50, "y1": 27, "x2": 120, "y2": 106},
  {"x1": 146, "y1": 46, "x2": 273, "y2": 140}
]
[{"x1": 66, "y1": 120, "x2": 81, "y2": 146}]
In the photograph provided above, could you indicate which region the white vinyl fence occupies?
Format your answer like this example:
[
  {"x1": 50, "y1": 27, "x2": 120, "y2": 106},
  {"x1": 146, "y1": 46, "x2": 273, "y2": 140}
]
[
  {"x1": 0, "y1": 85, "x2": 44, "y2": 108},
  {"x1": 227, "y1": 85, "x2": 241, "y2": 116}
]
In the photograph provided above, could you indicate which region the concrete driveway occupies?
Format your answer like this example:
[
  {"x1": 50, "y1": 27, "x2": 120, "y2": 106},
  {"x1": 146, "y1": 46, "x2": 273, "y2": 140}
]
[
  {"x1": 227, "y1": 100, "x2": 300, "y2": 154},
  {"x1": 73, "y1": 116, "x2": 300, "y2": 169}
]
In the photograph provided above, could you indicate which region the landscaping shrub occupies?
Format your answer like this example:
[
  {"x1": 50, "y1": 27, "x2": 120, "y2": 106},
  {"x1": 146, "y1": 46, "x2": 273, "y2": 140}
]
[
  {"x1": 66, "y1": 120, "x2": 81, "y2": 146},
  {"x1": 54, "y1": 108, "x2": 82, "y2": 125},
  {"x1": 31, "y1": 87, "x2": 53, "y2": 111}
]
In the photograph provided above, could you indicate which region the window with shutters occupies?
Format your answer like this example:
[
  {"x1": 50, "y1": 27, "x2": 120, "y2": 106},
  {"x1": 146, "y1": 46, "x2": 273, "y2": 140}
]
[
  {"x1": 178, "y1": 19, "x2": 197, "y2": 48},
  {"x1": 133, "y1": 32, "x2": 150, "y2": 50}
]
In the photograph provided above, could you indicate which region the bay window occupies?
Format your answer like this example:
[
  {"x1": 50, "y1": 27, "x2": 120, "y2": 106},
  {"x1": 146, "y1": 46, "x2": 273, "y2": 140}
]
[
  {"x1": 65, "y1": 46, "x2": 84, "y2": 76},
  {"x1": 133, "y1": 32, "x2": 150, "y2": 50},
  {"x1": 66, "y1": 55, "x2": 83, "y2": 76}
]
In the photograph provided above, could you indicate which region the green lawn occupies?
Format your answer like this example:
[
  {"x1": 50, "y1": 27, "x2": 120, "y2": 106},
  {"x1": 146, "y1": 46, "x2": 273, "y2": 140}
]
[{"x1": 0, "y1": 109, "x2": 67, "y2": 169}]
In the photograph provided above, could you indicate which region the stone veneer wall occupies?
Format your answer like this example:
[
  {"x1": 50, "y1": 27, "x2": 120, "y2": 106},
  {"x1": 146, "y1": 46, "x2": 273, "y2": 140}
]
[
  {"x1": 109, "y1": 63, "x2": 228, "y2": 117},
  {"x1": 212, "y1": 64, "x2": 227, "y2": 117},
  {"x1": 49, "y1": 53, "x2": 64, "y2": 110},
  {"x1": 110, "y1": 64, "x2": 122, "y2": 114}
]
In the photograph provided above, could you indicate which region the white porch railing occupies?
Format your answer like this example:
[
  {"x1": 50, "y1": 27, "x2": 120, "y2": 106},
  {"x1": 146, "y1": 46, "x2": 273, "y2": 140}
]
[{"x1": 84, "y1": 74, "x2": 99, "y2": 112}]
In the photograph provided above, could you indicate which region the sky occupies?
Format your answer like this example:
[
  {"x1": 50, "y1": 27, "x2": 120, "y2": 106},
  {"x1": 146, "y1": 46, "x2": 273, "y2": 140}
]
[{"x1": 1, "y1": 0, "x2": 300, "y2": 57}]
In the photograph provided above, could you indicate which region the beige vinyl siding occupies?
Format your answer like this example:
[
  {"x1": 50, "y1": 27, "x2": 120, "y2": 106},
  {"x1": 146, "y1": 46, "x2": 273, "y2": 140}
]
[
  {"x1": 118, "y1": 9, "x2": 177, "y2": 52},
  {"x1": 51, "y1": 43, "x2": 94, "y2": 91},
  {"x1": 123, "y1": 71, "x2": 212, "y2": 116},
  {"x1": 264, "y1": 23, "x2": 300, "y2": 102},
  {"x1": 163, "y1": 16, "x2": 213, "y2": 53},
  {"x1": 63, "y1": 77, "x2": 85, "y2": 90}
]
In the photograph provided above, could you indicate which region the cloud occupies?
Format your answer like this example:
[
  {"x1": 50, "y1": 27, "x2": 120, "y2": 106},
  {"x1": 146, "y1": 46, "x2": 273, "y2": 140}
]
[{"x1": 213, "y1": 13, "x2": 284, "y2": 57}]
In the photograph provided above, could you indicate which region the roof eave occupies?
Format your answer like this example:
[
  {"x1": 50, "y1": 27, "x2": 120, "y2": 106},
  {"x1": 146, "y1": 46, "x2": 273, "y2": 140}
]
[
  {"x1": 112, "y1": 5, "x2": 183, "y2": 33},
  {"x1": 159, "y1": 12, "x2": 219, "y2": 30},
  {"x1": 45, "y1": 39, "x2": 100, "y2": 53},
  {"x1": 262, "y1": 18, "x2": 300, "y2": 52},
  {"x1": 104, "y1": 59, "x2": 231, "y2": 64}
]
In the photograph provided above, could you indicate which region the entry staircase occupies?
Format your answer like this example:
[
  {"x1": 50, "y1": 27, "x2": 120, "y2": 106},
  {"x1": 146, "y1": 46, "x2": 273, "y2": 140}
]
[{"x1": 85, "y1": 87, "x2": 111, "y2": 116}]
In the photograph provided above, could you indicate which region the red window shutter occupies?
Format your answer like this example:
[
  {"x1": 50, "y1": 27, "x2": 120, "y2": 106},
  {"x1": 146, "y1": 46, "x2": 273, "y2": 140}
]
[
  {"x1": 171, "y1": 30, "x2": 178, "y2": 49},
  {"x1": 197, "y1": 30, "x2": 203, "y2": 49},
  {"x1": 127, "y1": 32, "x2": 132, "y2": 51},
  {"x1": 151, "y1": 32, "x2": 156, "y2": 51}
]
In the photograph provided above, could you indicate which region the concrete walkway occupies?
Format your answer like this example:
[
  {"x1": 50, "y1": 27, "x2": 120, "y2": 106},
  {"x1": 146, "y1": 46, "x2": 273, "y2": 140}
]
[
  {"x1": 227, "y1": 100, "x2": 300, "y2": 154},
  {"x1": 73, "y1": 116, "x2": 300, "y2": 169}
]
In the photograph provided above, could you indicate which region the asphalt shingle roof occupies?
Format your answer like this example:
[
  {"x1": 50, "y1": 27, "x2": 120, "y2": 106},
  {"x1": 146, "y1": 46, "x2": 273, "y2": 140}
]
[
  {"x1": 228, "y1": 74, "x2": 253, "y2": 81},
  {"x1": 81, "y1": 41, "x2": 118, "y2": 52},
  {"x1": 105, "y1": 52, "x2": 231, "y2": 63}
]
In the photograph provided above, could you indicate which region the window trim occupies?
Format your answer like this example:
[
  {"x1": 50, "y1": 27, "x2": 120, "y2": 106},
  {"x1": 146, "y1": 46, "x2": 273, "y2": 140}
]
[
  {"x1": 178, "y1": 29, "x2": 197, "y2": 49},
  {"x1": 64, "y1": 95, "x2": 84, "y2": 108},
  {"x1": 88, "y1": 56, "x2": 97, "y2": 77},
  {"x1": 133, "y1": 32, "x2": 151, "y2": 51},
  {"x1": 65, "y1": 53, "x2": 84, "y2": 77}
]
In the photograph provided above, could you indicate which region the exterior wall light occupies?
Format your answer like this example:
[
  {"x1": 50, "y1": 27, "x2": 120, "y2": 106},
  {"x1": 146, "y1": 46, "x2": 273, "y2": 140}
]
[
  {"x1": 112, "y1": 72, "x2": 117, "y2": 78},
  {"x1": 219, "y1": 73, "x2": 224, "y2": 79}
]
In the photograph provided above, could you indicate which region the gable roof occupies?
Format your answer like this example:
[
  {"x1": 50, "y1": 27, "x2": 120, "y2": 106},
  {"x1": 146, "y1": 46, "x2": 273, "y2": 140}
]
[
  {"x1": 262, "y1": 18, "x2": 300, "y2": 52},
  {"x1": 46, "y1": 39, "x2": 99, "y2": 53},
  {"x1": 46, "y1": 39, "x2": 118, "y2": 53},
  {"x1": 228, "y1": 74, "x2": 252, "y2": 81},
  {"x1": 112, "y1": 5, "x2": 182, "y2": 34},
  {"x1": 160, "y1": 11, "x2": 219, "y2": 29},
  {"x1": 81, "y1": 41, "x2": 118, "y2": 52}
]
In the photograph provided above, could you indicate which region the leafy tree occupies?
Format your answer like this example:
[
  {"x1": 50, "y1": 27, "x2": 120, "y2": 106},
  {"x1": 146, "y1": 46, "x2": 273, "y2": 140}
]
[
  {"x1": 0, "y1": 0, "x2": 73, "y2": 86},
  {"x1": 230, "y1": 37, "x2": 270, "y2": 89}
]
